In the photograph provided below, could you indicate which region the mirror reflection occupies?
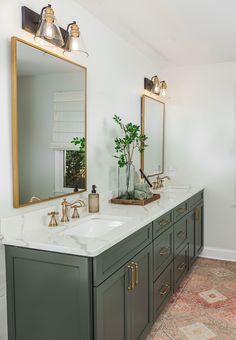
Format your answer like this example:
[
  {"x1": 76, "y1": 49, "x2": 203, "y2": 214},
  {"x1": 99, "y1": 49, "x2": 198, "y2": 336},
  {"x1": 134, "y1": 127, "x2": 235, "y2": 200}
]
[
  {"x1": 141, "y1": 95, "x2": 164, "y2": 177},
  {"x1": 13, "y1": 38, "x2": 87, "y2": 207}
]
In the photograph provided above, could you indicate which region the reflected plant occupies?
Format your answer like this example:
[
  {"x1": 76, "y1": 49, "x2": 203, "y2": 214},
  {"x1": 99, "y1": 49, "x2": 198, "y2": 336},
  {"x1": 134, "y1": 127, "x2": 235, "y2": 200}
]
[{"x1": 65, "y1": 137, "x2": 86, "y2": 189}]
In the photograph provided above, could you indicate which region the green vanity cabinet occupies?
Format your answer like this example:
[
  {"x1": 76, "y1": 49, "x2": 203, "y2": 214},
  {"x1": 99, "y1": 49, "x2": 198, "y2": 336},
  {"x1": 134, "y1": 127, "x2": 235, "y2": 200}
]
[
  {"x1": 5, "y1": 191, "x2": 204, "y2": 340},
  {"x1": 5, "y1": 246, "x2": 93, "y2": 340},
  {"x1": 94, "y1": 244, "x2": 153, "y2": 340}
]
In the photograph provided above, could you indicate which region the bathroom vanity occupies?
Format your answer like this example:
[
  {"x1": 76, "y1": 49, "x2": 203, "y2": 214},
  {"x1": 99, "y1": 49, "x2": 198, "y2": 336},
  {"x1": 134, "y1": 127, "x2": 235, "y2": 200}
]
[{"x1": 2, "y1": 188, "x2": 204, "y2": 340}]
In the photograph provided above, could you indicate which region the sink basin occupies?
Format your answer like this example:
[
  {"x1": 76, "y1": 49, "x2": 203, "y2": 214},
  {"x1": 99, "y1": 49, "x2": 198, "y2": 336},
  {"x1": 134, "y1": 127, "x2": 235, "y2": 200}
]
[
  {"x1": 62, "y1": 215, "x2": 130, "y2": 239},
  {"x1": 159, "y1": 185, "x2": 190, "y2": 193}
]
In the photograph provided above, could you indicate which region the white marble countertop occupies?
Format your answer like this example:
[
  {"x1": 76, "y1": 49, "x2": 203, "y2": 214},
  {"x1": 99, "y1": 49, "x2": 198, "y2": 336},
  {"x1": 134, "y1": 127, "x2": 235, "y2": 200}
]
[{"x1": 1, "y1": 186, "x2": 204, "y2": 257}]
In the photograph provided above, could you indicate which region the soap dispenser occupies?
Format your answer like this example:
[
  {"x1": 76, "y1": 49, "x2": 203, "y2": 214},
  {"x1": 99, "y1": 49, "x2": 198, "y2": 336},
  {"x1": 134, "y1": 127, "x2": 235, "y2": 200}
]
[{"x1": 88, "y1": 185, "x2": 99, "y2": 213}]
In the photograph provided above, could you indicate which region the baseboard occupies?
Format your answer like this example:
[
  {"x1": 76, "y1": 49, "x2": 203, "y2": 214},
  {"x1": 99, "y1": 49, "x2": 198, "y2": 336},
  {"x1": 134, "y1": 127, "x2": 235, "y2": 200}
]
[{"x1": 200, "y1": 247, "x2": 236, "y2": 262}]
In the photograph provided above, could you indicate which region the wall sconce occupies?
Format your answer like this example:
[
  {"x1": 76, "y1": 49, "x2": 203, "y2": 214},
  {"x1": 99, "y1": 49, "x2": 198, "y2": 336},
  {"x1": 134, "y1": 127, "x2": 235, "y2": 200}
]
[
  {"x1": 21, "y1": 5, "x2": 89, "y2": 56},
  {"x1": 144, "y1": 76, "x2": 167, "y2": 97},
  {"x1": 64, "y1": 21, "x2": 89, "y2": 57},
  {"x1": 34, "y1": 4, "x2": 64, "y2": 47}
]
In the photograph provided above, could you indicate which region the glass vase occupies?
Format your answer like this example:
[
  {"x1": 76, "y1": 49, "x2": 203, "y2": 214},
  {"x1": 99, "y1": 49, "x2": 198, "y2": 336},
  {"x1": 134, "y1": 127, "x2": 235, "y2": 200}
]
[{"x1": 118, "y1": 162, "x2": 135, "y2": 199}]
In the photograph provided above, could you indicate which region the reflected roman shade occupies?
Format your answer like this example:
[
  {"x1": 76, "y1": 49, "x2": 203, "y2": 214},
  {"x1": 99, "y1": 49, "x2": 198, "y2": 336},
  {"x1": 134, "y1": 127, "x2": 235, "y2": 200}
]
[{"x1": 51, "y1": 91, "x2": 85, "y2": 150}]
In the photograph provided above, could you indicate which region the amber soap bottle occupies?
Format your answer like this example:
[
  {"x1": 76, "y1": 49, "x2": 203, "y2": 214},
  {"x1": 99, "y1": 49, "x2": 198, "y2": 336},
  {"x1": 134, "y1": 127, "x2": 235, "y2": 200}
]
[{"x1": 88, "y1": 185, "x2": 99, "y2": 213}]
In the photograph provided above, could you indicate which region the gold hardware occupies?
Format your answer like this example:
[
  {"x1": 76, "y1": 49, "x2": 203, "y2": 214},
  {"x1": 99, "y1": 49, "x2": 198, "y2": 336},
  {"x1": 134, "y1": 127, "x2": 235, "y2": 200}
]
[
  {"x1": 128, "y1": 263, "x2": 135, "y2": 291},
  {"x1": 11, "y1": 37, "x2": 87, "y2": 208},
  {"x1": 176, "y1": 207, "x2": 187, "y2": 214},
  {"x1": 177, "y1": 231, "x2": 186, "y2": 239},
  {"x1": 134, "y1": 262, "x2": 139, "y2": 287},
  {"x1": 29, "y1": 196, "x2": 41, "y2": 203},
  {"x1": 152, "y1": 175, "x2": 170, "y2": 190},
  {"x1": 160, "y1": 283, "x2": 170, "y2": 296},
  {"x1": 61, "y1": 198, "x2": 86, "y2": 223},
  {"x1": 43, "y1": 5, "x2": 55, "y2": 25},
  {"x1": 159, "y1": 247, "x2": 170, "y2": 256},
  {"x1": 70, "y1": 22, "x2": 80, "y2": 38},
  {"x1": 159, "y1": 219, "x2": 170, "y2": 227},
  {"x1": 177, "y1": 262, "x2": 186, "y2": 272},
  {"x1": 71, "y1": 205, "x2": 80, "y2": 219},
  {"x1": 48, "y1": 211, "x2": 59, "y2": 227},
  {"x1": 195, "y1": 208, "x2": 200, "y2": 222}
]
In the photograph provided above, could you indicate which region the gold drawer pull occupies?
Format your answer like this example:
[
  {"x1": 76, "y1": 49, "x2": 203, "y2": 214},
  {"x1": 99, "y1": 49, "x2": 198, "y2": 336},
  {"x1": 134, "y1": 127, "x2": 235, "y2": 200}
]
[
  {"x1": 134, "y1": 262, "x2": 138, "y2": 287},
  {"x1": 128, "y1": 263, "x2": 135, "y2": 291},
  {"x1": 176, "y1": 207, "x2": 187, "y2": 214},
  {"x1": 160, "y1": 283, "x2": 170, "y2": 296},
  {"x1": 195, "y1": 208, "x2": 200, "y2": 222},
  {"x1": 177, "y1": 262, "x2": 186, "y2": 272},
  {"x1": 159, "y1": 219, "x2": 170, "y2": 227},
  {"x1": 159, "y1": 247, "x2": 170, "y2": 256},
  {"x1": 177, "y1": 231, "x2": 186, "y2": 239}
]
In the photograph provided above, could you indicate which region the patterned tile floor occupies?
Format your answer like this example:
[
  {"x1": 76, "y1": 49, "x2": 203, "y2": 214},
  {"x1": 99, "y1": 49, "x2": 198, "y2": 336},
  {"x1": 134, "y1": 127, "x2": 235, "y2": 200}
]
[{"x1": 146, "y1": 258, "x2": 236, "y2": 340}]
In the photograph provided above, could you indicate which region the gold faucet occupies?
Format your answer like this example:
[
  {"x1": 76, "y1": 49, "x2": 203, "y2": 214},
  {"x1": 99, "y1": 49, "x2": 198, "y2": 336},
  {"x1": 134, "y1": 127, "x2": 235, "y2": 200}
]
[
  {"x1": 61, "y1": 198, "x2": 86, "y2": 223},
  {"x1": 152, "y1": 175, "x2": 170, "y2": 190}
]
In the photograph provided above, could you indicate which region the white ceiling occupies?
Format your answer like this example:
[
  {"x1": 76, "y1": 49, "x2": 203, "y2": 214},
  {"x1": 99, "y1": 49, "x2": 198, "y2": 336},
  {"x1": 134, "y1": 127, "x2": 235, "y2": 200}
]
[{"x1": 75, "y1": 0, "x2": 236, "y2": 67}]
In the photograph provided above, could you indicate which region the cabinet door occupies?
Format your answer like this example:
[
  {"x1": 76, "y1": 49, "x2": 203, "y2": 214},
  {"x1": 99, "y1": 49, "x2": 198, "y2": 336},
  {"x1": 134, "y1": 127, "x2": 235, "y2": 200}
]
[
  {"x1": 195, "y1": 202, "x2": 204, "y2": 255},
  {"x1": 6, "y1": 246, "x2": 92, "y2": 340},
  {"x1": 131, "y1": 244, "x2": 153, "y2": 340},
  {"x1": 187, "y1": 210, "x2": 196, "y2": 268},
  {"x1": 94, "y1": 244, "x2": 153, "y2": 340},
  {"x1": 94, "y1": 264, "x2": 130, "y2": 340}
]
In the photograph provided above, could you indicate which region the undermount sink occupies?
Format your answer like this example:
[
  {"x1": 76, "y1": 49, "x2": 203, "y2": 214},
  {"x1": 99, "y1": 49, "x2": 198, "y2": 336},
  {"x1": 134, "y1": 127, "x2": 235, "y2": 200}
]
[
  {"x1": 62, "y1": 215, "x2": 131, "y2": 239},
  {"x1": 159, "y1": 185, "x2": 191, "y2": 193}
]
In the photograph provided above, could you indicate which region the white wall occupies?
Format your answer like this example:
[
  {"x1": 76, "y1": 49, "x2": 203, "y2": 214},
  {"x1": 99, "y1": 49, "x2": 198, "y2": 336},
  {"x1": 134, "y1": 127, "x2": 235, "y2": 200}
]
[
  {"x1": 0, "y1": 0, "x2": 159, "y2": 218},
  {"x1": 164, "y1": 62, "x2": 236, "y2": 254},
  {"x1": 0, "y1": 1, "x2": 160, "y2": 336}
]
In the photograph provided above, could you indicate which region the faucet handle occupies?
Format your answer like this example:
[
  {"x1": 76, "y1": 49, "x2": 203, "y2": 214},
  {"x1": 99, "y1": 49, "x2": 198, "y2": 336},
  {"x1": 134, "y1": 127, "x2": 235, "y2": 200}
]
[
  {"x1": 48, "y1": 211, "x2": 59, "y2": 227},
  {"x1": 71, "y1": 205, "x2": 80, "y2": 219}
]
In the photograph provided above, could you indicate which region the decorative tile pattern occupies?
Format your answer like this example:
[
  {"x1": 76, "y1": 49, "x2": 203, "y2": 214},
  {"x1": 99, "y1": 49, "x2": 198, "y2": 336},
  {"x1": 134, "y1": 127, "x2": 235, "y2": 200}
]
[
  {"x1": 146, "y1": 258, "x2": 236, "y2": 339},
  {"x1": 179, "y1": 322, "x2": 216, "y2": 339},
  {"x1": 199, "y1": 288, "x2": 227, "y2": 304}
]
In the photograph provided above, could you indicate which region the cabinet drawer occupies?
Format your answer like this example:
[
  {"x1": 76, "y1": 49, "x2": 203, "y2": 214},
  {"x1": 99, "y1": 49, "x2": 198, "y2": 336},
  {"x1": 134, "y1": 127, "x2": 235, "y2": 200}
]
[
  {"x1": 173, "y1": 201, "x2": 188, "y2": 222},
  {"x1": 189, "y1": 191, "x2": 203, "y2": 210},
  {"x1": 153, "y1": 226, "x2": 173, "y2": 280},
  {"x1": 153, "y1": 211, "x2": 173, "y2": 239},
  {"x1": 93, "y1": 223, "x2": 152, "y2": 286},
  {"x1": 174, "y1": 244, "x2": 188, "y2": 291},
  {"x1": 153, "y1": 262, "x2": 173, "y2": 319},
  {"x1": 174, "y1": 216, "x2": 188, "y2": 255}
]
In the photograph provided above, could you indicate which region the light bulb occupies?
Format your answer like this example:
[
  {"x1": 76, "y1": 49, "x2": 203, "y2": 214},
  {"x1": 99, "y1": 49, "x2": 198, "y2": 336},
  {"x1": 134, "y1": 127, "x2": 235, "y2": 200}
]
[{"x1": 45, "y1": 23, "x2": 53, "y2": 39}]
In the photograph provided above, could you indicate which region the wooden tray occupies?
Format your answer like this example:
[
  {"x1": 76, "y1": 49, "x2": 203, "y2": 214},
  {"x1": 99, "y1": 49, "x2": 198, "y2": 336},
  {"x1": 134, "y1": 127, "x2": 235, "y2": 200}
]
[{"x1": 110, "y1": 194, "x2": 160, "y2": 206}]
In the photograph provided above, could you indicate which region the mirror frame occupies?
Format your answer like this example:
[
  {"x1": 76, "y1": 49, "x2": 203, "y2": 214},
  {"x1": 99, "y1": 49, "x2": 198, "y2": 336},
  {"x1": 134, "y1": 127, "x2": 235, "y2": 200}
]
[
  {"x1": 11, "y1": 36, "x2": 87, "y2": 208},
  {"x1": 140, "y1": 94, "x2": 165, "y2": 178}
]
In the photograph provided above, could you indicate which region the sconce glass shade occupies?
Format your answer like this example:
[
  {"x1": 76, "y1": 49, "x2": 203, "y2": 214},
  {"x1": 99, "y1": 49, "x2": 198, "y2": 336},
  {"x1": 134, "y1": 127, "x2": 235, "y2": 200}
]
[
  {"x1": 64, "y1": 21, "x2": 89, "y2": 57},
  {"x1": 160, "y1": 80, "x2": 167, "y2": 97},
  {"x1": 151, "y1": 75, "x2": 160, "y2": 94},
  {"x1": 35, "y1": 5, "x2": 64, "y2": 47}
]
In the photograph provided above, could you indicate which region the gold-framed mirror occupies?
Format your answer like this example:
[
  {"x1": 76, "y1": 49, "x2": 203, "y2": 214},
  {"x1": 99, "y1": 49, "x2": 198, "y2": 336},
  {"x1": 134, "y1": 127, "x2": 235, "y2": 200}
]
[
  {"x1": 11, "y1": 37, "x2": 87, "y2": 207},
  {"x1": 141, "y1": 94, "x2": 165, "y2": 177}
]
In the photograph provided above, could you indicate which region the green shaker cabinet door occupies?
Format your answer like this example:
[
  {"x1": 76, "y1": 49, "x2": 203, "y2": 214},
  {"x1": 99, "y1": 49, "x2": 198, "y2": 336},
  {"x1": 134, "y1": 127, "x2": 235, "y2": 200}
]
[
  {"x1": 94, "y1": 244, "x2": 153, "y2": 340},
  {"x1": 195, "y1": 202, "x2": 204, "y2": 255},
  {"x1": 131, "y1": 244, "x2": 153, "y2": 340},
  {"x1": 188, "y1": 210, "x2": 196, "y2": 268},
  {"x1": 6, "y1": 246, "x2": 93, "y2": 340},
  {"x1": 94, "y1": 264, "x2": 130, "y2": 340}
]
